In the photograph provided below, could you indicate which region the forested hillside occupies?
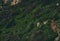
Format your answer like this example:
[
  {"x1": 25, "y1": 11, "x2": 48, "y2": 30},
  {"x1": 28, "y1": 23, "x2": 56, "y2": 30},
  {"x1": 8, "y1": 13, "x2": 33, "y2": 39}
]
[{"x1": 0, "y1": 0, "x2": 60, "y2": 41}]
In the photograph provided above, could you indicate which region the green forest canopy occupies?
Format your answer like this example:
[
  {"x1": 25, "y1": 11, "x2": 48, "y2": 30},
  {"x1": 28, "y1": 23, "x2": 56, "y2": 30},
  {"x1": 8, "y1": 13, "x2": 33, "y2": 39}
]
[{"x1": 0, "y1": 0, "x2": 60, "y2": 41}]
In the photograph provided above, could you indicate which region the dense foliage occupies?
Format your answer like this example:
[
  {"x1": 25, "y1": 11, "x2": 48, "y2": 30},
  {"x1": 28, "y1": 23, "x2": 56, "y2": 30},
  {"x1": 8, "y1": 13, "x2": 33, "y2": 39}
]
[{"x1": 0, "y1": 0, "x2": 60, "y2": 41}]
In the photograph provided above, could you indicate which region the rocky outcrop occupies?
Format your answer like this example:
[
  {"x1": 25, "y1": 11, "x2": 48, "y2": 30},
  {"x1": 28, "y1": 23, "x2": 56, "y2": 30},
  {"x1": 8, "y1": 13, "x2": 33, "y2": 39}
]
[
  {"x1": 11, "y1": 0, "x2": 20, "y2": 5},
  {"x1": 4, "y1": 0, "x2": 21, "y2": 5}
]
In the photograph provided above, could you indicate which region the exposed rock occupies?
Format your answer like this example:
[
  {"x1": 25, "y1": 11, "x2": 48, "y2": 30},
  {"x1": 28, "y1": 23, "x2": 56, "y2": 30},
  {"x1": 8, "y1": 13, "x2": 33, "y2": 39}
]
[
  {"x1": 43, "y1": 20, "x2": 48, "y2": 24},
  {"x1": 4, "y1": 0, "x2": 21, "y2": 5},
  {"x1": 54, "y1": 37, "x2": 59, "y2": 41},
  {"x1": 37, "y1": 22, "x2": 40, "y2": 27},
  {"x1": 56, "y1": 3, "x2": 59, "y2": 6},
  {"x1": 11, "y1": 0, "x2": 20, "y2": 5}
]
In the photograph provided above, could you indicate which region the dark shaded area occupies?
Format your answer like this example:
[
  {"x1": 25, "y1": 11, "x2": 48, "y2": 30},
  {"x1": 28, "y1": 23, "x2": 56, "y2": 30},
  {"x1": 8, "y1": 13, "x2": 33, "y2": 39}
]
[{"x1": 0, "y1": 0, "x2": 60, "y2": 41}]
